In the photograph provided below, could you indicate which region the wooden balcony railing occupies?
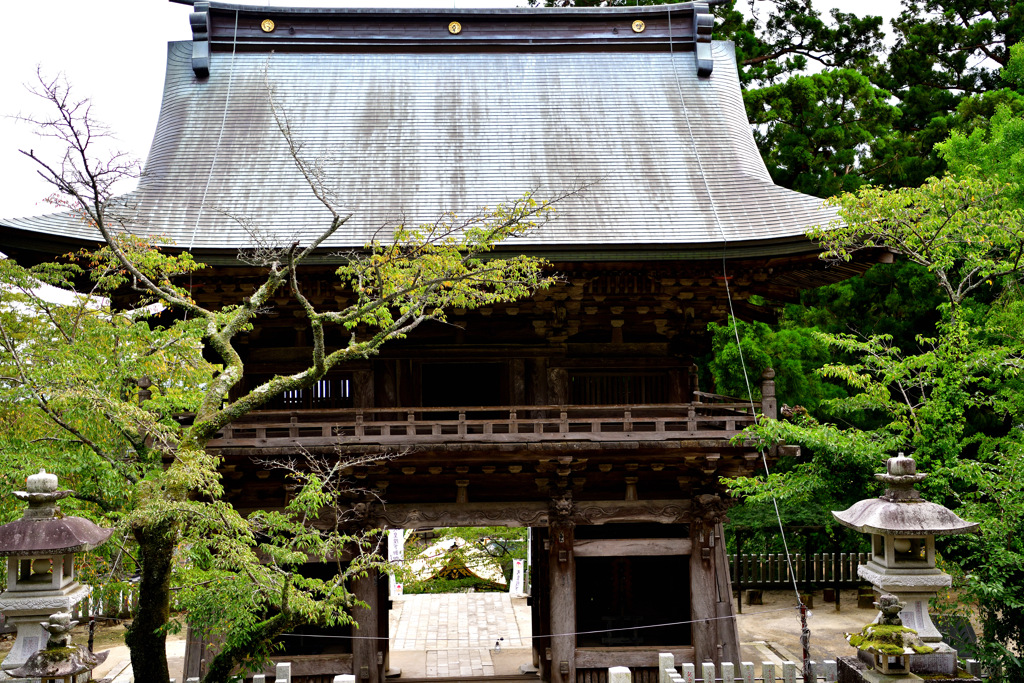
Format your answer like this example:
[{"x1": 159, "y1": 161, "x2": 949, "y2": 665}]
[{"x1": 205, "y1": 402, "x2": 761, "y2": 449}]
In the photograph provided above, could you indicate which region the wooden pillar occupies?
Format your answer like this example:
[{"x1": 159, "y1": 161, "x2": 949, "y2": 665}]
[
  {"x1": 713, "y1": 520, "x2": 741, "y2": 667},
  {"x1": 352, "y1": 569, "x2": 383, "y2": 683},
  {"x1": 353, "y1": 369, "x2": 374, "y2": 409},
  {"x1": 531, "y1": 527, "x2": 548, "y2": 674},
  {"x1": 690, "y1": 516, "x2": 718, "y2": 668},
  {"x1": 511, "y1": 358, "x2": 527, "y2": 405},
  {"x1": 548, "y1": 518, "x2": 576, "y2": 683},
  {"x1": 734, "y1": 532, "x2": 743, "y2": 615},
  {"x1": 548, "y1": 366, "x2": 568, "y2": 406},
  {"x1": 760, "y1": 368, "x2": 777, "y2": 420},
  {"x1": 378, "y1": 571, "x2": 391, "y2": 676}
]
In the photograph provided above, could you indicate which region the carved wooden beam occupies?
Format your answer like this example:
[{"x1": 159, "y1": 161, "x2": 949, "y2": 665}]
[{"x1": 370, "y1": 498, "x2": 693, "y2": 529}]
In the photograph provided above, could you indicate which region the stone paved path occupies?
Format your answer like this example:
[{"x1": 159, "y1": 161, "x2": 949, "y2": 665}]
[{"x1": 391, "y1": 593, "x2": 529, "y2": 677}]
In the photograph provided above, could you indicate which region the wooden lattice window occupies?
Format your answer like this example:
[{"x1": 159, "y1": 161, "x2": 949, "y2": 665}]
[{"x1": 569, "y1": 371, "x2": 669, "y2": 405}]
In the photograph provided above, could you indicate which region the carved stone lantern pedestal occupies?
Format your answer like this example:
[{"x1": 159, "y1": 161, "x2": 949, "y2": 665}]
[
  {"x1": 0, "y1": 471, "x2": 112, "y2": 682},
  {"x1": 833, "y1": 454, "x2": 978, "y2": 677}
]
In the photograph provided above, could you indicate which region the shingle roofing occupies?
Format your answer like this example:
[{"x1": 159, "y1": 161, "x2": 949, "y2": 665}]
[{"x1": 1, "y1": 3, "x2": 838, "y2": 260}]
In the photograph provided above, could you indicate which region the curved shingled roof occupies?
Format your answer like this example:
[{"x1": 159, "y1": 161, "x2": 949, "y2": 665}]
[{"x1": 0, "y1": 3, "x2": 838, "y2": 259}]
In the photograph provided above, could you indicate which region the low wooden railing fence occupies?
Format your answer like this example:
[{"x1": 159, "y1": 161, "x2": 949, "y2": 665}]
[
  {"x1": 206, "y1": 402, "x2": 762, "y2": 449},
  {"x1": 728, "y1": 552, "x2": 870, "y2": 589}
]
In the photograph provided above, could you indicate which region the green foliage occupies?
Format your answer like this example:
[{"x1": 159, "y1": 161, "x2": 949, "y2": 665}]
[
  {"x1": 745, "y1": 69, "x2": 900, "y2": 197},
  {"x1": 705, "y1": 316, "x2": 842, "y2": 413},
  {"x1": 815, "y1": 176, "x2": 1024, "y2": 306}
]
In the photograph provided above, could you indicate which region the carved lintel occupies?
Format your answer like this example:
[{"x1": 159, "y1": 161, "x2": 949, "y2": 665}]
[
  {"x1": 372, "y1": 502, "x2": 550, "y2": 529},
  {"x1": 367, "y1": 499, "x2": 693, "y2": 529},
  {"x1": 576, "y1": 499, "x2": 691, "y2": 526}
]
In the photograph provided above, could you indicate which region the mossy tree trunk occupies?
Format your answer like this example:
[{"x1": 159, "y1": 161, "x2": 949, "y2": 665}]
[
  {"x1": 125, "y1": 517, "x2": 177, "y2": 683},
  {"x1": 200, "y1": 610, "x2": 302, "y2": 683}
]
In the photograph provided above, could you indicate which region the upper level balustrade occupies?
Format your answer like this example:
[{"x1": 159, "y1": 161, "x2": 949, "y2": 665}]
[{"x1": 204, "y1": 400, "x2": 765, "y2": 450}]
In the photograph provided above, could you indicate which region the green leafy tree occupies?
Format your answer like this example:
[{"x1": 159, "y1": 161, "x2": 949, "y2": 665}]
[
  {"x1": 745, "y1": 69, "x2": 901, "y2": 197},
  {"x1": 8, "y1": 74, "x2": 564, "y2": 683},
  {"x1": 727, "y1": 78, "x2": 1024, "y2": 673}
]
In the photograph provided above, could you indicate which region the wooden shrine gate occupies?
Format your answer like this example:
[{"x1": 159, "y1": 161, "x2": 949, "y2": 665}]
[{"x1": 185, "y1": 386, "x2": 777, "y2": 683}]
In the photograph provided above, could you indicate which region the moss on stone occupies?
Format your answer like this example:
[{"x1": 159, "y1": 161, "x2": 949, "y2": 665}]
[
  {"x1": 37, "y1": 646, "x2": 77, "y2": 663},
  {"x1": 847, "y1": 623, "x2": 935, "y2": 656}
]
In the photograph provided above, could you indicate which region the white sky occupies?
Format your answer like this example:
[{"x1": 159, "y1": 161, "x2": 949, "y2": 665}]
[{"x1": 0, "y1": 0, "x2": 896, "y2": 222}]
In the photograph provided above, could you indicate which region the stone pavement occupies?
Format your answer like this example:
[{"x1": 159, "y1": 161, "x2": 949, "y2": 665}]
[
  {"x1": 387, "y1": 589, "x2": 876, "y2": 678},
  {"x1": 55, "y1": 589, "x2": 871, "y2": 680},
  {"x1": 390, "y1": 593, "x2": 531, "y2": 677}
]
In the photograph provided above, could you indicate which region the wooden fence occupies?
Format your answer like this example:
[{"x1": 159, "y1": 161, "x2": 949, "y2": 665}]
[{"x1": 728, "y1": 552, "x2": 870, "y2": 589}]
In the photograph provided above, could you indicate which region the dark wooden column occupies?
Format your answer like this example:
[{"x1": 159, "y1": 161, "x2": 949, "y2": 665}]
[
  {"x1": 352, "y1": 569, "x2": 383, "y2": 683},
  {"x1": 548, "y1": 513, "x2": 576, "y2": 683},
  {"x1": 713, "y1": 520, "x2": 741, "y2": 667},
  {"x1": 531, "y1": 527, "x2": 549, "y2": 674},
  {"x1": 689, "y1": 516, "x2": 718, "y2": 667},
  {"x1": 690, "y1": 493, "x2": 730, "y2": 668}
]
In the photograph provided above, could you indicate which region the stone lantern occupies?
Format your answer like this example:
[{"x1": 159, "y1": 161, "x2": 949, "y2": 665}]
[
  {"x1": 833, "y1": 453, "x2": 978, "y2": 676},
  {"x1": 0, "y1": 470, "x2": 113, "y2": 678}
]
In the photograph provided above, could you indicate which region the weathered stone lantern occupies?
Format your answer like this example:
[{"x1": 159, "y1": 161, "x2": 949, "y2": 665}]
[
  {"x1": 0, "y1": 470, "x2": 113, "y2": 678},
  {"x1": 833, "y1": 453, "x2": 978, "y2": 676}
]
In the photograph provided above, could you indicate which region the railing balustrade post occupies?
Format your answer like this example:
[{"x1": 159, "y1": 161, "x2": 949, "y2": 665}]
[
  {"x1": 721, "y1": 661, "x2": 735, "y2": 682},
  {"x1": 701, "y1": 662, "x2": 715, "y2": 683},
  {"x1": 659, "y1": 652, "x2": 675, "y2": 683},
  {"x1": 739, "y1": 662, "x2": 755, "y2": 683},
  {"x1": 681, "y1": 663, "x2": 696, "y2": 682},
  {"x1": 355, "y1": 410, "x2": 364, "y2": 437},
  {"x1": 821, "y1": 660, "x2": 838, "y2": 682},
  {"x1": 407, "y1": 411, "x2": 416, "y2": 436},
  {"x1": 688, "y1": 404, "x2": 697, "y2": 432},
  {"x1": 609, "y1": 665, "x2": 632, "y2": 683},
  {"x1": 762, "y1": 662, "x2": 775, "y2": 683},
  {"x1": 781, "y1": 660, "x2": 797, "y2": 683},
  {"x1": 458, "y1": 410, "x2": 467, "y2": 436}
]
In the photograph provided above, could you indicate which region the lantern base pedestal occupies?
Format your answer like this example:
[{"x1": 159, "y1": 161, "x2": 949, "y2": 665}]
[
  {"x1": 0, "y1": 582, "x2": 90, "y2": 673},
  {"x1": 910, "y1": 642, "x2": 957, "y2": 677}
]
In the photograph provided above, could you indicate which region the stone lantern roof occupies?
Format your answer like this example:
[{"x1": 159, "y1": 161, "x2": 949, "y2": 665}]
[
  {"x1": 0, "y1": 470, "x2": 113, "y2": 556},
  {"x1": 832, "y1": 454, "x2": 979, "y2": 536}
]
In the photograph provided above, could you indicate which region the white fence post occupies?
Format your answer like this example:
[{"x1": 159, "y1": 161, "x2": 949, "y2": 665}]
[
  {"x1": 721, "y1": 661, "x2": 735, "y2": 682},
  {"x1": 275, "y1": 661, "x2": 292, "y2": 683},
  {"x1": 740, "y1": 662, "x2": 755, "y2": 683},
  {"x1": 332, "y1": 676, "x2": 357, "y2": 683},
  {"x1": 609, "y1": 665, "x2": 632, "y2": 683},
  {"x1": 252, "y1": 676, "x2": 265, "y2": 683},
  {"x1": 762, "y1": 662, "x2": 775, "y2": 682},
  {"x1": 681, "y1": 662, "x2": 696, "y2": 683},
  {"x1": 782, "y1": 660, "x2": 797, "y2": 683},
  {"x1": 659, "y1": 652, "x2": 675, "y2": 683},
  {"x1": 821, "y1": 660, "x2": 837, "y2": 682},
  {"x1": 701, "y1": 662, "x2": 716, "y2": 682}
]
